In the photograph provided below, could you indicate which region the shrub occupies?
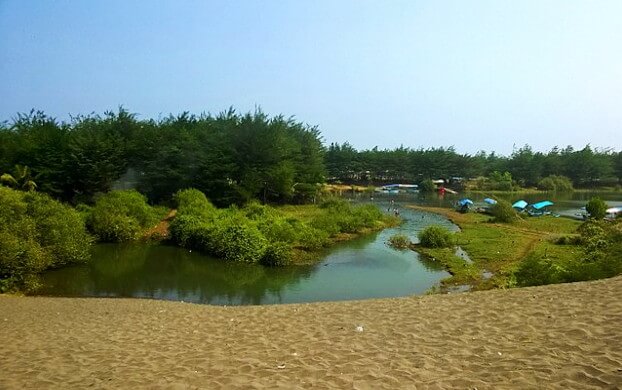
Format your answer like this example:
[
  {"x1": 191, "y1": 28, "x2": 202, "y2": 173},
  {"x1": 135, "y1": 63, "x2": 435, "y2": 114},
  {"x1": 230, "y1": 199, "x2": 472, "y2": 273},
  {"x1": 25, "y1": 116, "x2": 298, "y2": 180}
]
[
  {"x1": 169, "y1": 189, "x2": 387, "y2": 265},
  {"x1": 318, "y1": 197, "x2": 350, "y2": 210},
  {"x1": 174, "y1": 188, "x2": 216, "y2": 217},
  {"x1": 353, "y1": 204, "x2": 384, "y2": 228},
  {"x1": 23, "y1": 192, "x2": 93, "y2": 266},
  {"x1": 86, "y1": 190, "x2": 160, "y2": 242},
  {"x1": 207, "y1": 216, "x2": 267, "y2": 263},
  {"x1": 169, "y1": 214, "x2": 208, "y2": 247},
  {"x1": 418, "y1": 225, "x2": 454, "y2": 248},
  {"x1": 516, "y1": 219, "x2": 622, "y2": 287},
  {"x1": 490, "y1": 199, "x2": 519, "y2": 223},
  {"x1": 295, "y1": 224, "x2": 330, "y2": 250},
  {"x1": 586, "y1": 197, "x2": 607, "y2": 220},
  {"x1": 0, "y1": 187, "x2": 92, "y2": 291},
  {"x1": 487, "y1": 171, "x2": 514, "y2": 191},
  {"x1": 419, "y1": 179, "x2": 436, "y2": 193},
  {"x1": 260, "y1": 242, "x2": 293, "y2": 266},
  {"x1": 515, "y1": 254, "x2": 565, "y2": 287},
  {"x1": 388, "y1": 234, "x2": 411, "y2": 249},
  {"x1": 538, "y1": 175, "x2": 573, "y2": 192},
  {"x1": 312, "y1": 202, "x2": 387, "y2": 235},
  {"x1": 555, "y1": 235, "x2": 582, "y2": 245}
]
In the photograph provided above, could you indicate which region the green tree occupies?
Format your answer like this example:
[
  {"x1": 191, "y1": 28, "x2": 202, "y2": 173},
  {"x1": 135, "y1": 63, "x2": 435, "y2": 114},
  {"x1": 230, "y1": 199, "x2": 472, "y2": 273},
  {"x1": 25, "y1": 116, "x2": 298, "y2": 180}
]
[
  {"x1": 1, "y1": 165, "x2": 37, "y2": 191},
  {"x1": 537, "y1": 175, "x2": 573, "y2": 192},
  {"x1": 586, "y1": 197, "x2": 607, "y2": 220}
]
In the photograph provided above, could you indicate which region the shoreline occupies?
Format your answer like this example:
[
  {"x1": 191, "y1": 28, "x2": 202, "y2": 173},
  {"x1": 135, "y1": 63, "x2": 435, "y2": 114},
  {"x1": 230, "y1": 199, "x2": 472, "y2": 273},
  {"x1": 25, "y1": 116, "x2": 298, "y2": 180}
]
[{"x1": 1, "y1": 276, "x2": 621, "y2": 388}]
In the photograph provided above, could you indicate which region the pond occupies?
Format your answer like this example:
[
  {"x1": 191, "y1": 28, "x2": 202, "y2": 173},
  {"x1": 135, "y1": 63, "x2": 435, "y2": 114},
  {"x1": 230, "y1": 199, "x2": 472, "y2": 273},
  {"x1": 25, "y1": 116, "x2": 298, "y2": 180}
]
[{"x1": 33, "y1": 203, "x2": 455, "y2": 305}]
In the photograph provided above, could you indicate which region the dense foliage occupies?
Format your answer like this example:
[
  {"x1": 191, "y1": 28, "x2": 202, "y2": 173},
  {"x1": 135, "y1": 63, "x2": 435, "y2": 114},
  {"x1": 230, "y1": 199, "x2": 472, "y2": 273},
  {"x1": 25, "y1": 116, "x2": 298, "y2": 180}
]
[
  {"x1": 0, "y1": 187, "x2": 92, "y2": 291},
  {"x1": 537, "y1": 175, "x2": 574, "y2": 192},
  {"x1": 85, "y1": 190, "x2": 163, "y2": 242},
  {"x1": 515, "y1": 219, "x2": 622, "y2": 286},
  {"x1": 418, "y1": 225, "x2": 454, "y2": 248},
  {"x1": 585, "y1": 197, "x2": 608, "y2": 220},
  {"x1": 2, "y1": 109, "x2": 619, "y2": 210},
  {"x1": 326, "y1": 143, "x2": 620, "y2": 188},
  {"x1": 0, "y1": 108, "x2": 325, "y2": 206},
  {"x1": 169, "y1": 189, "x2": 392, "y2": 265}
]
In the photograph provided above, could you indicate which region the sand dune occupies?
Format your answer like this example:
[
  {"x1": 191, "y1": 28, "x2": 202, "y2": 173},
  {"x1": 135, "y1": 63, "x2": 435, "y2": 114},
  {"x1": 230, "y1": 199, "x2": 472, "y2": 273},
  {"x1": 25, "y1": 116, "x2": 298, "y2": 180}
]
[{"x1": 1, "y1": 277, "x2": 621, "y2": 389}]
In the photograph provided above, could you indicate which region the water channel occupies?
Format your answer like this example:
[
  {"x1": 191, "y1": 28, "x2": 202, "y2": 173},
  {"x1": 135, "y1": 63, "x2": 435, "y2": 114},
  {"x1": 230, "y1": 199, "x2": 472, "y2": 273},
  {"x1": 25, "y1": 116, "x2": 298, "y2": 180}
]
[
  {"x1": 34, "y1": 201, "x2": 456, "y2": 305},
  {"x1": 33, "y1": 191, "x2": 621, "y2": 305}
]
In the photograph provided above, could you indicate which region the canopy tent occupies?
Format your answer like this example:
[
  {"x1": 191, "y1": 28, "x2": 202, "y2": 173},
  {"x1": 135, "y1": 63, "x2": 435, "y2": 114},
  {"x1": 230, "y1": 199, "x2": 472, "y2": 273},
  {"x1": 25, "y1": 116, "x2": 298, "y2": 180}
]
[
  {"x1": 457, "y1": 198, "x2": 474, "y2": 207},
  {"x1": 532, "y1": 201, "x2": 554, "y2": 210},
  {"x1": 512, "y1": 200, "x2": 528, "y2": 210},
  {"x1": 606, "y1": 207, "x2": 621, "y2": 214},
  {"x1": 483, "y1": 198, "x2": 497, "y2": 205}
]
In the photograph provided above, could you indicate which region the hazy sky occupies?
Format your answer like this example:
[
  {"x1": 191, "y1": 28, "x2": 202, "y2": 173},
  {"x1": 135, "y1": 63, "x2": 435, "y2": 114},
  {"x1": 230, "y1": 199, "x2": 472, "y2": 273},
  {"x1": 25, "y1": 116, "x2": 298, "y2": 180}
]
[{"x1": 1, "y1": 0, "x2": 621, "y2": 155}]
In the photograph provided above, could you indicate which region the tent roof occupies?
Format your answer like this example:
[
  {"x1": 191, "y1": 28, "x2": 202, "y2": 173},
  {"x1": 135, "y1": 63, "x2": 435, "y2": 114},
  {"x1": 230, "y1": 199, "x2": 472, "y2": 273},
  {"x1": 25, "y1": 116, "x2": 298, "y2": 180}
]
[
  {"x1": 512, "y1": 200, "x2": 528, "y2": 209},
  {"x1": 532, "y1": 200, "x2": 554, "y2": 210},
  {"x1": 458, "y1": 198, "x2": 473, "y2": 206}
]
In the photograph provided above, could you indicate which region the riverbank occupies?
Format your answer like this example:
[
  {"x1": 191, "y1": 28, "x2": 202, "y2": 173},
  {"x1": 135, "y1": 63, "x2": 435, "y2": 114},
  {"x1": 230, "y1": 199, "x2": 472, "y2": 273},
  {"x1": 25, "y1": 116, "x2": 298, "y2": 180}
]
[
  {"x1": 1, "y1": 276, "x2": 621, "y2": 389},
  {"x1": 407, "y1": 205, "x2": 583, "y2": 290}
]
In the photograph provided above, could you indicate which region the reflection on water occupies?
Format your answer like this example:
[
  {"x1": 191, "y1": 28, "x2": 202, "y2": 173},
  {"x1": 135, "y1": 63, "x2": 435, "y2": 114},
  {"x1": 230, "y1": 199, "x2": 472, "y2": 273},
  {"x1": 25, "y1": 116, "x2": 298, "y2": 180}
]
[
  {"x1": 36, "y1": 192, "x2": 621, "y2": 305},
  {"x1": 34, "y1": 202, "x2": 456, "y2": 305}
]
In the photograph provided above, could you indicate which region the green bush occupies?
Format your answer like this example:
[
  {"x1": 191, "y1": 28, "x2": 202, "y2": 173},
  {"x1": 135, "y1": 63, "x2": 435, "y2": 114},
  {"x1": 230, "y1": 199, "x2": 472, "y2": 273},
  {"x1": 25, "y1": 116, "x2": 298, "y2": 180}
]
[
  {"x1": 174, "y1": 188, "x2": 216, "y2": 217},
  {"x1": 86, "y1": 190, "x2": 159, "y2": 242},
  {"x1": 0, "y1": 187, "x2": 92, "y2": 291},
  {"x1": 244, "y1": 202, "x2": 299, "y2": 243},
  {"x1": 296, "y1": 226, "x2": 330, "y2": 250},
  {"x1": 353, "y1": 204, "x2": 384, "y2": 228},
  {"x1": 388, "y1": 234, "x2": 411, "y2": 249},
  {"x1": 537, "y1": 175, "x2": 573, "y2": 192},
  {"x1": 516, "y1": 219, "x2": 622, "y2": 287},
  {"x1": 318, "y1": 197, "x2": 350, "y2": 210},
  {"x1": 260, "y1": 242, "x2": 293, "y2": 266},
  {"x1": 207, "y1": 216, "x2": 267, "y2": 263},
  {"x1": 490, "y1": 199, "x2": 519, "y2": 223},
  {"x1": 586, "y1": 197, "x2": 607, "y2": 220},
  {"x1": 23, "y1": 192, "x2": 93, "y2": 266},
  {"x1": 312, "y1": 202, "x2": 387, "y2": 235},
  {"x1": 169, "y1": 214, "x2": 207, "y2": 247},
  {"x1": 418, "y1": 225, "x2": 454, "y2": 248},
  {"x1": 170, "y1": 189, "x2": 387, "y2": 265},
  {"x1": 515, "y1": 254, "x2": 564, "y2": 287},
  {"x1": 419, "y1": 179, "x2": 436, "y2": 193}
]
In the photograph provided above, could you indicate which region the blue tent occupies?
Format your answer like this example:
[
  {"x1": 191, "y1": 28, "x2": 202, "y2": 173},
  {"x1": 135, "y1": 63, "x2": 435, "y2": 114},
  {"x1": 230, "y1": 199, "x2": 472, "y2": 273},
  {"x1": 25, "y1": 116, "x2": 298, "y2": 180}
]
[
  {"x1": 532, "y1": 200, "x2": 554, "y2": 210},
  {"x1": 457, "y1": 198, "x2": 474, "y2": 206},
  {"x1": 483, "y1": 198, "x2": 497, "y2": 205},
  {"x1": 512, "y1": 200, "x2": 528, "y2": 210}
]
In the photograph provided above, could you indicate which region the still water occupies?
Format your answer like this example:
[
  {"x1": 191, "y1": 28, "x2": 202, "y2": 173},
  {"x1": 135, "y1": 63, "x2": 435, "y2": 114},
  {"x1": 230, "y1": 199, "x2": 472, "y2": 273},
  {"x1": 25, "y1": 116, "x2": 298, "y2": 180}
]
[{"x1": 34, "y1": 203, "x2": 454, "y2": 305}]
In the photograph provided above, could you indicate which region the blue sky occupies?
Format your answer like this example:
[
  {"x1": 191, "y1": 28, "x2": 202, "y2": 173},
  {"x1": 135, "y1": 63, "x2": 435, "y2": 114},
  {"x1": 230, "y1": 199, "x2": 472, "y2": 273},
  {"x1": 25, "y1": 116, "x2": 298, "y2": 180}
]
[{"x1": 1, "y1": 0, "x2": 621, "y2": 154}]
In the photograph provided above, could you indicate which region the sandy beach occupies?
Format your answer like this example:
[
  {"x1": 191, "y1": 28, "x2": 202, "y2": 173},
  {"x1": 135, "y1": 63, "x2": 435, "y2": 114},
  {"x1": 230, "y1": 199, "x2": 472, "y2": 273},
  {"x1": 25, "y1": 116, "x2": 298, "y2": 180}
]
[{"x1": 1, "y1": 277, "x2": 621, "y2": 389}]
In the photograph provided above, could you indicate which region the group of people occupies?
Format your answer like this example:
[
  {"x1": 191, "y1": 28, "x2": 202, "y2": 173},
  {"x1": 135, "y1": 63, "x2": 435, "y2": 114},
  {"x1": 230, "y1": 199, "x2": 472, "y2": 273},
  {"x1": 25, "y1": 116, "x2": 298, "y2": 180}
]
[{"x1": 387, "y1": 199, "x2": 400, "y2": 216}]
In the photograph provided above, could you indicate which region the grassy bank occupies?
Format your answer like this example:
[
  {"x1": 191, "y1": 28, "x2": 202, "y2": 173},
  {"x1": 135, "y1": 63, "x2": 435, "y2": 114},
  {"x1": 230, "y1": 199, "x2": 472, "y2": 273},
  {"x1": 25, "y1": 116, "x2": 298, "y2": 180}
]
[{"x1": 409, "y1": 205, "x2": 583, "y2": 291}]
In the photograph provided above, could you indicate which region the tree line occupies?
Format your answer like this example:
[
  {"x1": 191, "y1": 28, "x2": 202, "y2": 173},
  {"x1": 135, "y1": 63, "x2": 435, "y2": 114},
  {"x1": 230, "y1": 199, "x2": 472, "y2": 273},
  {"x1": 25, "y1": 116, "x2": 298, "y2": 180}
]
[
  {"x1": 1, "y1": 108, "x2": 621, "y2": 208},
  {"x1": 326, "y1": 143, "x2": 622, "y2": 188},
  {"x1": 0, "y1": 108, "x2": 325, "y2": 205}
]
